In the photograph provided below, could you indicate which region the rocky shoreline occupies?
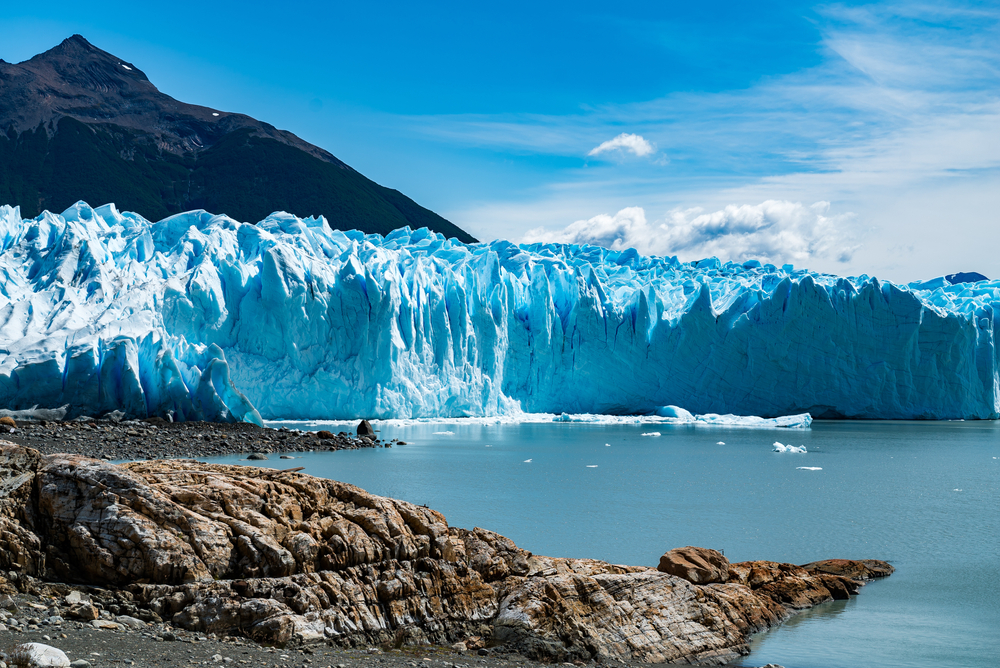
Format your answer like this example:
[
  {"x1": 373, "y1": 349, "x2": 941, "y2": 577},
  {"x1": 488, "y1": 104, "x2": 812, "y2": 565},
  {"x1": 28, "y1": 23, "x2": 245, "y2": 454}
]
[
  {"x1": 0, "y1": 418, "x2": 388, "y2": 461},
  {"x1": 0, "y1": 441, "x2": 892, "y2": 668}
]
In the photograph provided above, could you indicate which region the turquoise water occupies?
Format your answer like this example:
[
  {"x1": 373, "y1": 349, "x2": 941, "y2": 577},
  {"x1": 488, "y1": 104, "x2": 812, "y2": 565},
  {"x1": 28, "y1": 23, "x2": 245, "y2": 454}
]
[{"x1": 206, "y1": 420, "x2": 999, "y2": 668}]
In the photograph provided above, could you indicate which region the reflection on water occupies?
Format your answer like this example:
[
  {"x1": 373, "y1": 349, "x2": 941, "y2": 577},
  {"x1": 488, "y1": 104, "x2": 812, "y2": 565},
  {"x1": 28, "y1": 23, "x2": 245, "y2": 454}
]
[{"x1": 206, "y1": 419, "x2": 1000, "y2": 668}]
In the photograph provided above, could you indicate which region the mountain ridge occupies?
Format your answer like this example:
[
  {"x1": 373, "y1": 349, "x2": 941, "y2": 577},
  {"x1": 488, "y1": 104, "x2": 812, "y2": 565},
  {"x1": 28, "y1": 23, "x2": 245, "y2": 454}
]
[{"x1": 0, "y1": 35, "x2": 476, "y2": 241}]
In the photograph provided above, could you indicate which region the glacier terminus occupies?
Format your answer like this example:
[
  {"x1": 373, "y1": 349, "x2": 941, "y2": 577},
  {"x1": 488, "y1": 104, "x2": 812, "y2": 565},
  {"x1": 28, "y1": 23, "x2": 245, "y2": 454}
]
[{"x1": 0, "y1": 202, "x2": 997, "y2": 423}]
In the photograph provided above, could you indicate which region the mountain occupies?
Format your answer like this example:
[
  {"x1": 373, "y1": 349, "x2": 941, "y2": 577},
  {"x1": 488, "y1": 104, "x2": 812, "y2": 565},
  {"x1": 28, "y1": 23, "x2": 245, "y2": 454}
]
[{"x1": 0, "y1": 35, "x2": 476, "y2": 242}]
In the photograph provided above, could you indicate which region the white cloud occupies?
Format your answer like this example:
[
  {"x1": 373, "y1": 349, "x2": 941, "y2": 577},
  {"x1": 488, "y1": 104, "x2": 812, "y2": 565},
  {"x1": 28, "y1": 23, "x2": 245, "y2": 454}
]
[
  {"x1": 521, "y1": 200, "x2": 860, "y2": 266},
  {"x1": 587, "y1": 133, "x2": 655, "y2": 158}
]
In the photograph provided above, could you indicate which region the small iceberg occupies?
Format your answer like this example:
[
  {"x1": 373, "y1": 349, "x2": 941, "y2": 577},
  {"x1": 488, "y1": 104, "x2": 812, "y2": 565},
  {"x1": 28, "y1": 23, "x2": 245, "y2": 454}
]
[
  {"x1": 699, "y1": 413, "x2": 812, "y2": 429},
  {"x1": 655, "y1": 405, "x2": 694, "y2": 420},
  {"x1": 716, "y1": 441, "x2": 725, "y2": 445},
  {"x1": 641, "y1": 432, "x2": 662, "y2": 437},
  {"x1": 586, "y1": 465, "x2": 598, "y2": 468},
  {"x1": 797, "y1": 466, "x2": 822, "y2": 471},
  {"x1": 523, "y1": 459, "x2": 532, "y2": 463},
  {"x1": 773, "y1": 442, "x2": 807, "y2": 453}
]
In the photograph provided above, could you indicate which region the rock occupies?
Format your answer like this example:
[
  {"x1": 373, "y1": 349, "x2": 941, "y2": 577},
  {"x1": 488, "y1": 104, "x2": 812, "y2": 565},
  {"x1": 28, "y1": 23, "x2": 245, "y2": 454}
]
[
  {"x1": 18, "y1": 643, "x2": 70, "y2": 667},
  {"x1": 0, "y1": 417, "x2": 15, "y2": 428},
  {"x1": 69, "y1": 661, "x2": 93, "y2": 668},
  {"x1": 657, "y1": 546, "x2": 730, "y2": 584},
  {"x1": 114, "y1": 615, "x2": 147, "y2": 629},
  {"x1": 246, "y1": 453, "x2": 268, "y2": 460},
  {"x1": 0, "y1": 443, "x2": 892, "y2": 664},
  {"x1": 316, "y1": 430, "x2": 335, "y2": 440},
  {"x1": 65, "y1": 603, "x2": 98, "y2": 621},
  {"x1": 801, "y1": 559, "x2": 894, "y2": 581},
  {"x1": 356, "y1": 420, "x2": 375, "y2": 438},
  {"x1": 63, "y1": 591, "x2": 82, "y2": 606}
]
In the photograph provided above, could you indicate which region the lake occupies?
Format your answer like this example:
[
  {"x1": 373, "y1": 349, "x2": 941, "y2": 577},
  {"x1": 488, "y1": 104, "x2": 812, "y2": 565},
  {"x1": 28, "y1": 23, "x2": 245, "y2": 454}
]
[{"x1": 206, "y1": 418, "x2": 999, "y2": 668}]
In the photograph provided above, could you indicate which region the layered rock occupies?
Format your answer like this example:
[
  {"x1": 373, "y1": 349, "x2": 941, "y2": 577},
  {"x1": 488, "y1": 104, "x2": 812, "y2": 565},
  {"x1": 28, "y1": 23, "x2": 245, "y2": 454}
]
[{"x1": 0, "y1": 443, "x2": 892, "y2": 664}]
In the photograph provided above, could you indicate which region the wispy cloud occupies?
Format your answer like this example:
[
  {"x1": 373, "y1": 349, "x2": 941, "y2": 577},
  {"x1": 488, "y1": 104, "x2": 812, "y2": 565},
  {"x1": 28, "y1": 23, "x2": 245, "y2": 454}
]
[
  {"x1": 522, "y1": 200, "x2": 859, "y2": 266},
  {"x1": 588, "y1": 133, "x2": 655, "y2": 158}
]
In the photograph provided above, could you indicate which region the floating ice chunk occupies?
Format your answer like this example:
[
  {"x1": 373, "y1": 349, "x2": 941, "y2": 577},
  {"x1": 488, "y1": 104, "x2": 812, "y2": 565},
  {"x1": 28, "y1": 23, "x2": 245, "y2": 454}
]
[
  {"x1": 605, "y1": 443, "x2": 611, "y2": 446},
  {"x1": 953, "y1": 488, "x2": 963, "y2": 492},
  {"x1": 641, "y1": 432, "x2": 662, "y2": 437},
  {"x1": 717, "y1": 441, "x2": 725, "y2": 445},
  {"x1": 700, "y1": 414, "x2": 813, "y2": 429},
  {"x1": 586, "y1": 465, "x2": 598, "y2": 468},
  {"x1": 773, "y1": 442, "x2": 806, "y2": 453},
  {"x1": 432, "y1": 431, "x2": 455, "y2": 435},
  {"x1": 523, "y1": 459, "x2": 532, "y2": 463},
  {"x1": 655, "y1": 405, "x2": 694, "y2": 420},
  {"x1": 797, "y1": 467, "x2": 822, "y2": 471}
]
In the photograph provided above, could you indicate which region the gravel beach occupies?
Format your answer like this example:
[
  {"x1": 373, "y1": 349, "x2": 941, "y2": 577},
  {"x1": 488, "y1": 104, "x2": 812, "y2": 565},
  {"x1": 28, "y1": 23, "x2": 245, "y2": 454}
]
[{"x1": 0, "y1": 418, "x2": 386, "y2": 461}]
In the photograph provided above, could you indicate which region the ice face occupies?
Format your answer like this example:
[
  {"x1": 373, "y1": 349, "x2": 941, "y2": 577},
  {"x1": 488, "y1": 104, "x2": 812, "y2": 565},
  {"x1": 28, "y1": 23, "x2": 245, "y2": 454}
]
[{"x1": 0, "y1": 201, "x2": 998, "y2": 422}]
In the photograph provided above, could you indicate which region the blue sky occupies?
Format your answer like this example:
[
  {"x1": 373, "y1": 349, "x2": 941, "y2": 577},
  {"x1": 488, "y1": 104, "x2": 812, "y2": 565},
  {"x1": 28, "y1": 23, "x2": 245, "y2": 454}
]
[{"x1": 2, "y1": 1, "x2": 998, "y2": 281}]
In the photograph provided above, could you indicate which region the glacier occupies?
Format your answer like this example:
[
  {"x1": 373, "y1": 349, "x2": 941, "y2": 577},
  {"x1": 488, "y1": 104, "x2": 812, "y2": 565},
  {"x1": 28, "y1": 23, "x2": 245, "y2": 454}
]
[{"x1": 0, "y1": 201, "x2": 998, "y2": 423}]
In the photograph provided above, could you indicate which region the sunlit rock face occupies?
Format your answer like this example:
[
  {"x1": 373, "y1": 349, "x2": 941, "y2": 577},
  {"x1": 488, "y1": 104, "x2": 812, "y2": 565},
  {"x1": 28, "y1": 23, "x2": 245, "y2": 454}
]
[
  {"x1": 0, "y1": 444, "x2": 893, "y2": 663},
  {"x1": 0, "y1": 201, "x2": 997, "y2": 421}
]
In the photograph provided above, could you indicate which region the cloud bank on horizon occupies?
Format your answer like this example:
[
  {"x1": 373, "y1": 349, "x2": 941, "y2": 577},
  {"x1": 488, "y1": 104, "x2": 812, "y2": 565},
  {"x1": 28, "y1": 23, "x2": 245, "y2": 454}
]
[{"x1": 522, "y1": 200, "x2": 859, "y2": 267}]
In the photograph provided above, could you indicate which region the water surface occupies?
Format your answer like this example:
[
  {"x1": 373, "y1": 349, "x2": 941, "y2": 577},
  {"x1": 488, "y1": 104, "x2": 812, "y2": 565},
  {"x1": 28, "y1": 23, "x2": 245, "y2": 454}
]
[{"x1": 207, "y1": 419, "x2": 999, "y2": 668}]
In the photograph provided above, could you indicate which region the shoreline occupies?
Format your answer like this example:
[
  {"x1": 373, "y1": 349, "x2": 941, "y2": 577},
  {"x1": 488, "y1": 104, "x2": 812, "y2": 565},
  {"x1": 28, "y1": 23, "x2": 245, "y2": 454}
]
[
  {"x1": 0, "y1": 441, "x2": 891, "y2": 668},
  {"x1": 0, "y1": 418, "x2": 387, "y2": 461}
]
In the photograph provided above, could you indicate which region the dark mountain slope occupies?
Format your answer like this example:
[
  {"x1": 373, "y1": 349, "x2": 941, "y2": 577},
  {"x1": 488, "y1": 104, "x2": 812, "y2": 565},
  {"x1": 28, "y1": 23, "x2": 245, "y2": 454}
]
[{"x1": 0, "y1": 35, "x2": 475, "y2": 241}]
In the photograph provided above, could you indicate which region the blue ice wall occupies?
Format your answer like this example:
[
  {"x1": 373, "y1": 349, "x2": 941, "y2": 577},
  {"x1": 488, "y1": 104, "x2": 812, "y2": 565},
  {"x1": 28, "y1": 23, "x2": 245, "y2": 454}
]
[{"x1": 0, "y1": 202, "x2": 996, "y2": 421}]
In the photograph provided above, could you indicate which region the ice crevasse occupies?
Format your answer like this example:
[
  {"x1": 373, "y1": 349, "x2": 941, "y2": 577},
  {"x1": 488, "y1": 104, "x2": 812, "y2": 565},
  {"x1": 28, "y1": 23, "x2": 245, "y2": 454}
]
[{"x1": 0, "y1": 201, "x2": 998, "y2": 423}]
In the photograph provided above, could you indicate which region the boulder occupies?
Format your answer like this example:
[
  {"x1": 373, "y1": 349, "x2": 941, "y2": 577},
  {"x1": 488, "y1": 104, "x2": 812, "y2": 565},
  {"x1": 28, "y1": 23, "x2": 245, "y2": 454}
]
[
  {"x1": 802, "y1": 559, "x2": 895, "y2": 581},
  {"x1": 657, "y1": 546, "x2": 730, "y2": 584},
  {"x1": 246, "y1": 453, "x2": 268, "y2": 460},
  {"x1": 316, "y1": 430, "x2": 335, "y2": 440},
  {"x1": 66, "y1": 603, "x2": 98, "y2": 621},
  {"x1": 357, "y1": 420, "x2": 375, "y2": 438},
  {"x1": 18, "y1": 643, "x2": 70, "y2": 667},
  {"x1": 0, "y1": 416, "x2": 15, "y2": 429}
]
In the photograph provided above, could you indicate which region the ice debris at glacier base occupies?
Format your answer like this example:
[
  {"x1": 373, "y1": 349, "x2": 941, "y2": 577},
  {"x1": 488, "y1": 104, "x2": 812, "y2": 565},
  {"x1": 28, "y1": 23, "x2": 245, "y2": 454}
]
[
  {"x1": 266, "y1": 410, "x2": 813, "y2": 431},
  {"x1": 1, "y1": 201, "x2": 999, "y2": 422}
]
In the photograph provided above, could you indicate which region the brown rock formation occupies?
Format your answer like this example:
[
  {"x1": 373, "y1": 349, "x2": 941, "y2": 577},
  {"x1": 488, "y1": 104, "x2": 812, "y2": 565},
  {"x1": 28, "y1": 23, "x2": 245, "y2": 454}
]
[
  {"x1": 657, "y1": 546, "x2": 730, "y2": 584},
  {"x1": 0, "y1": 443, "x2": 892, "y2": 664}
]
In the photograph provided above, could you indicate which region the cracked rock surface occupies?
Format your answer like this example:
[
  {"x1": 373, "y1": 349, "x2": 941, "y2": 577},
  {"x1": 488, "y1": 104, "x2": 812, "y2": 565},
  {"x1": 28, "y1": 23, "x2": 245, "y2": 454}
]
[{"x1": 0, "y1": 443, "x2": 892, "y2": 664}]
